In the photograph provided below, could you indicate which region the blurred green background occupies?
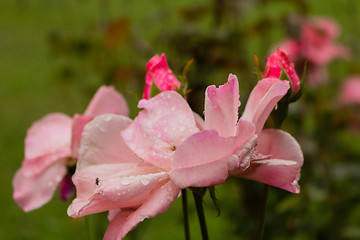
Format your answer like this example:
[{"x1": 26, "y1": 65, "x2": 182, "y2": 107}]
[{"x1": 2, "y1": 0, "x2": 360, "y2": 239}]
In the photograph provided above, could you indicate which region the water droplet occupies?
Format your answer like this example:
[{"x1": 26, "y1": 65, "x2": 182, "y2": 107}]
[
  {"x1": 274, "y1": 104, "x2": 278, "y2": 110},
  {"x1": 121, "y1": 178, "x2": 131, "y2": 185},
  {"x1": 104, "y1": 115, "x2": 112, "y2": 122},
  {"x1": 141, "y1": 178, "x2": 150, "y2": 186},
  {"x1": 99, "y1": 126, "x2": 107, "y2": 132}
]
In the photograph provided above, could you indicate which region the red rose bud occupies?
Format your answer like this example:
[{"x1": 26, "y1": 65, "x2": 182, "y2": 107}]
[
  {"x1": 143, "y1": 53, "x2": 181, "y2": 99},
  {"x1": 263, "y1": 49, "x2": 301, "y2": 98}
]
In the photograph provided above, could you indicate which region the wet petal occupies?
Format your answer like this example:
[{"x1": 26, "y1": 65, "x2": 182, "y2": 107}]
[
  {"x1": 13, "y1": 159, "x2": 67, "y2": 212},
  {"x1": 122, "y1": 91, "x2": 198, "y2": 170},
  {"x1": 104, "y1": 181, "x2": 180, "y2": 240},
  {"x1": 143, "y1": 53, "x2": 180, "y2": 99},
  {"x1": 68, "y1": 164, "x2": 167, "y2": 217},
  {"x1": 204, "y1": 74, "x2": 240, "y2": 137},
  {"x1": 77, "y1": 115, "x2": 142, "y2": 170},
  {"x1": 171, "y1": 128, "x2": 252, "y2": 188}
]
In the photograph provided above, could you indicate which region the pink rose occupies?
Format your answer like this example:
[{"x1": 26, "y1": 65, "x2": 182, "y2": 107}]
[
  {"x1": 13, "y1": 86, "x2": 128, "y2": 212},
  {"x1": 68, "y1": 90, "x2": 198, "y2": 238},
  {"x1": 301, "y1": 17, "x2": 349, "y2": 66},
  {"x1": 171, "y1": 75, "x2": 303, "y2": 193},
  {"x1": 273, "y1": 17, "x2": 350, "y2": 88},
  {"x1": 338, "y1": 76, "x2": 360, "y2": 106},
  {"x1": 142, "y1": 53, "x2": 181, "y2": 99}
]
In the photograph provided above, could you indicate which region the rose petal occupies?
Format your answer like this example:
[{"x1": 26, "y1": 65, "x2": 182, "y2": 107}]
[
  {"x1": 84, "y1": 86, "x2": 128, "y2": 117},
  {"x1": 204, "y1": 74, "x2": 240, "y2": 137},
  {"x1": 77, "y1": 115, "x2": 142, "y2": 170},
  {"x1": 22, "y1": 113, "x2": 72, "y2": 175},
  {"x1": 68, "y1": 164, "x2": 167, "y2": 217},
  {"x1": 143, "y1": 54, "x2": 180, "y2": 99},
  {"x1": 71, "y1": 114, "x2": 92, "y2": 158},
  {"x1": 122, "y1": 91, "x2": 198, "y2": 170},
  {"x1": 171, "y1": 124, "x2": 254, "y2": 189},
  {"x1": 236, "y1": 129, "x2": 303, "y2": 193},
  {"x1": 242, "y1": 78, "x2": 290, "y2": 133},
  {"x1": 104, "y1": 181, "x2": 180, "y2": 240},
  {"x1": 13, "y1": 159, "x2": 67, "y2": 212}
]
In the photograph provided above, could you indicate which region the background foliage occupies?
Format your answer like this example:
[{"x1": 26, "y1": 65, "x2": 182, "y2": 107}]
[{"x1": 1, "y1": 0, "x2": 360, "y2": 239}]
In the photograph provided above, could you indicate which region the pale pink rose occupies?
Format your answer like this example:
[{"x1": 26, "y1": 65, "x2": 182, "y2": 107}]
[
  {"x1": 171, "y1": 75, "x2": 303, "y2": 193},
  {"x1": 68, "y1": 111, "x2": 183, "y2": 239},
  {"x1": 68, "y1": 90, "x2": 208, "y2": 239},
  {"x1": 170, "y1": 75, "x2": 256, "y2": 188},
  {"x1": 263, "y1": 49, "x2": 301, "y2": 97},
  {"x1": 13, "y1": 86, "x2": 128, "y2": 212},
  {"x1": 142, "y1": 53, "x2": 181, "y2": 99},
  {"x1": 338, "y1": 76, "x2": 360, "y2": 105}
]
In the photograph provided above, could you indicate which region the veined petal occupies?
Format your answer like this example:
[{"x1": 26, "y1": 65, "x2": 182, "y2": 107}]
[
  {"x1": 122, "y1": 91, "x2": 198, "y2": 170},
  {"x1": 13, "y1": 159, "x2": 67, "y2": 212},
  {"x1": 68, "y1": 164, "x2": 167, "y2": 217},
  {"x1": 205, "y1": 74, "x2": 240, "y2": 137},
  {"x1": 242, "y1": 78, "x2": 290, "y2": 133},
  {"x1": 84, "y1": 86, "x2": 128, "y2": 117},
  {"x1": 103, "y1": 181, "x2": 180, "y2": 240}
]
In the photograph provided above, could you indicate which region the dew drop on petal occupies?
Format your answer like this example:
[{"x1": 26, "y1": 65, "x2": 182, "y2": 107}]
[
  {"x1": 99, "y1": 126, "x2": 107, "y2": 132},
  {"x1": 140, "y1": 178, "x2": 150, "y2": 186},
  {"x1": 104, "y1": 115, "x2": 112, "y2": 122},
  {"x1": 121, "y1": 178, "x2": 131, "y2": 185}
]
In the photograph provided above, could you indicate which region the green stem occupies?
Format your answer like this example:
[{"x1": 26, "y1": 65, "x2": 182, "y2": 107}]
[
  {"x1": 193, "y1": 192, "x2": 209, "y2": 240},
  {"x1": 182, "y1": 189, "x2": 191, "y2": 240},
  {"x1": 258, "y1": 184, "x2": 269, "y2": 240},
  {"x1": 85, "y1": 215, "x2": 95, "y2": 240}
]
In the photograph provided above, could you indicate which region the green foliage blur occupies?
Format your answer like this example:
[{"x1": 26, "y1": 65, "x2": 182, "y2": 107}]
[{"x1": 2, "y1": 0, "x2": 360, "y2": 239}]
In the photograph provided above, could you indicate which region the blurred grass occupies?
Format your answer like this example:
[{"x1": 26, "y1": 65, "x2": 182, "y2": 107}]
[{"x1": 2, "y1": 0, "x2": 360, "y2": 239}]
